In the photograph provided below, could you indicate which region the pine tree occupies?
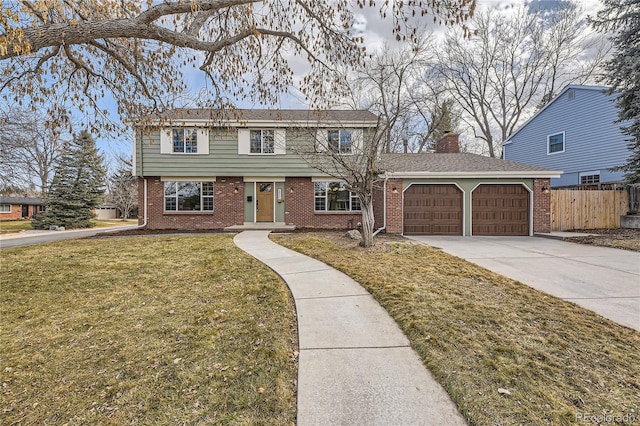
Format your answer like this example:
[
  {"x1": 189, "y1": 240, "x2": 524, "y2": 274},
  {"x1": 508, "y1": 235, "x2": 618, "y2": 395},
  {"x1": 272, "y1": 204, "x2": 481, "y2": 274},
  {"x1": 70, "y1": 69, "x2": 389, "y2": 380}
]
[
  {"x1": 593, "y1": 0, "x2": 640, "y2": 186},
  {"x1": 34, "y1": 131, "x2": 106, "y2": 229}
]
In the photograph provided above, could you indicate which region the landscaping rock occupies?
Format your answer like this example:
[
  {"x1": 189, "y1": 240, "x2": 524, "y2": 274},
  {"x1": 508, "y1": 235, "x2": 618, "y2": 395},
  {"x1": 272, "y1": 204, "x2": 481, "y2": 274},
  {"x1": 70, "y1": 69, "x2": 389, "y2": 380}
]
[{"x1": 346, "y1": 229, "x2": 361, "y2": 240}]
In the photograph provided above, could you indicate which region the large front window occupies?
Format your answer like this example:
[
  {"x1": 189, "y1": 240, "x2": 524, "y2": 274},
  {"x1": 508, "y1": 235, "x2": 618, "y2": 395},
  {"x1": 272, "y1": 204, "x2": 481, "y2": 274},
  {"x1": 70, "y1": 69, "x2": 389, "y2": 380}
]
[
  {"x1": 314, "y1": 182, "x2": 361, "y2": 212},
  {"x1": 173, "y1": 129, "x2": 198, "y2": 153},
  {"x1": 250, "y1": 130, "x2": 275, "y2": 154},
  {"x1": 328, "y1": 130, "x2": 353, "y2": 154},
  {"x1": 164, "y1": 181, "x2": 214, "y2": 211}
]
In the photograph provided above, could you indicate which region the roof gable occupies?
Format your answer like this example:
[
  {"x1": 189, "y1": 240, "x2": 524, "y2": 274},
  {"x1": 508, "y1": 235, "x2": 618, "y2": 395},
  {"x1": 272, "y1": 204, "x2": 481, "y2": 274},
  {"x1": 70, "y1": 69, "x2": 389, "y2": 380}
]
[{"x1": 503, "y1": 85, "x2": 613, "y2": 144}]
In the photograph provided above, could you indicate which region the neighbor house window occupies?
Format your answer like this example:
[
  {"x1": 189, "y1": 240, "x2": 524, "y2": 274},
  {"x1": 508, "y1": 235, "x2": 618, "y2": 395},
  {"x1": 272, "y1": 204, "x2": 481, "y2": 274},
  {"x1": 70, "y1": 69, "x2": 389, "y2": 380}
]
[
  {"x1": 164, "y1": 181, "x2": 214, "y2": 211},
  {"x1": 328, "y1": 130, "x2": 353, "y2": 154},
  {"x1": 548, "y1": 132, "x2": 565, "y2": 154},
  {"x1": 250, "y1": 130, "x2": 275, "y2": 154},
  {"x1": 173, "y1": 129, "x2": 198, "y2": 153},
  {"x1": 580, "y1": 172, "x2": 600, "y2": 185},
  {"x1": 0, "y1": 204, "x2": 11, "y2": 213},
  {"x1": 314, "y1": 182, "x2": 361, "y2": 212}
]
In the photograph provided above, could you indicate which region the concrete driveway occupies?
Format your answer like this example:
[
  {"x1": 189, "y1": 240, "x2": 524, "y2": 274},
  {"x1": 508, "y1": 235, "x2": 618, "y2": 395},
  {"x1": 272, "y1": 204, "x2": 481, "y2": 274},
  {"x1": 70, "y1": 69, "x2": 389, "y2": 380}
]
[{"x1": 407, "y1": 236, "x2": 640, "y2": 331}]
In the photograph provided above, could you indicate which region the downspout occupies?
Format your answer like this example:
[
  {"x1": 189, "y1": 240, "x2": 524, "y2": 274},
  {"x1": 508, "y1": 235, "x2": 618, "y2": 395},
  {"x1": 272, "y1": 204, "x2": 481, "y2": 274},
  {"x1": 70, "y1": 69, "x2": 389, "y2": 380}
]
[
  {"x1": 372, "y1": 174, "x2": 388, "y2": 237},
  {"x1": 135, "y1": 129, "x2": 148, "y2": 228},
  {"x1": 138, "y1": 178, "x2": 148, "y2": 228}
]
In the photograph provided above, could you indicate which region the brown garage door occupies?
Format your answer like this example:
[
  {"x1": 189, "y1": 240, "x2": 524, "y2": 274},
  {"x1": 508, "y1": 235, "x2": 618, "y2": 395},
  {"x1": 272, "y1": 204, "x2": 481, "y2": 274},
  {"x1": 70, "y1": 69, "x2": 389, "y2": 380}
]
[
  {"x1": 472, "y1": 184, "x2": 529, "y2": 236},
  {"x1": 404, "y1": 184, "x2": 463, "y2": 235}
]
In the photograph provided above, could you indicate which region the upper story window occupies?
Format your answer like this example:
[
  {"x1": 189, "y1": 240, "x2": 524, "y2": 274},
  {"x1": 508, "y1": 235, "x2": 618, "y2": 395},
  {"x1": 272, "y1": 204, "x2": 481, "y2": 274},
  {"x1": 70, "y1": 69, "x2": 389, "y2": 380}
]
[
  {"x1": 328, "y1": 130, "x2": 353, "y2": 154},
  {"x1": 547, "y1": 132, "x2": 565, "y2": 154},
  {"x1": 160, "y1": 128, "x2": 209, "y2": 155},
  {"x1": 164, "y1": 181, "x2": 214, "y2": 212},
  {"x1": 314, "y1": 182, "x2": 361, "y2": 212},
  {"x1": 238, "y1": 129, "x2": 286, "y2": 155},
  {"x1": 250, "y1": 130, "x2": 275, "y2": 154},
  {"x1": 173, "y1": 129, "x2": 198, "y2": 153}
]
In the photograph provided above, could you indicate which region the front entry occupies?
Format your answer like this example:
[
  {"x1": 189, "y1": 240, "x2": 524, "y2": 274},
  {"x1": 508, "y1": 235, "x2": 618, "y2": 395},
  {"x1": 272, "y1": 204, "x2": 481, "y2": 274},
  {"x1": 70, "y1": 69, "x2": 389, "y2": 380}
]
[{"x1": 256, "y1": 182, "x2": 274, "y2": 222}]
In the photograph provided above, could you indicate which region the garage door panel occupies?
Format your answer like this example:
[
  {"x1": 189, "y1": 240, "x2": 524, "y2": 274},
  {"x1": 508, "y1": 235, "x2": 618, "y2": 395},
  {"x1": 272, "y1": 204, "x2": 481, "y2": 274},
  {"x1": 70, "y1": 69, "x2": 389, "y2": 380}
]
[
  {"x1": 472, "y1": 184, "x2": 529, "y2": 236},
  {"x1": 404, "y1": 184, "x2": 462, "y2": 235}
]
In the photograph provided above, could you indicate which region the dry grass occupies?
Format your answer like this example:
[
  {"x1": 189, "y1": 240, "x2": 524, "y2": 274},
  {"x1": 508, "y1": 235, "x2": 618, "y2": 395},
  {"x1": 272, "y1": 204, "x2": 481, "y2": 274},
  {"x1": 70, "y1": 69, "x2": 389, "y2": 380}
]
[
  {"x1": 1, "y1": 235, "x2": 297, "y2": 425},
  {"x1": 272, "y1": 232, "x2": 640, "y2": 426},
  {"x1": 0, "y1": 220, "x2": 33, "y2": 233},
  {"x1": 566, "y1": 228, "x2": 640, "y2": 252}
]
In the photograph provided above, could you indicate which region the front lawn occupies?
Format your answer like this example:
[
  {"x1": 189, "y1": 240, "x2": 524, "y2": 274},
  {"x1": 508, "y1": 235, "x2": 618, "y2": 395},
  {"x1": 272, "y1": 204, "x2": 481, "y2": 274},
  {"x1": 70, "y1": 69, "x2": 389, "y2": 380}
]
[
  {"x1": 0, "y1": 220, "x2": 33, "y2": 233},
  {"x1": 1, "y1": 235, "x2": 297, "y2": 425},
  {"x1": 272, "y1": 232, "x2": 640, "y2": 425}
]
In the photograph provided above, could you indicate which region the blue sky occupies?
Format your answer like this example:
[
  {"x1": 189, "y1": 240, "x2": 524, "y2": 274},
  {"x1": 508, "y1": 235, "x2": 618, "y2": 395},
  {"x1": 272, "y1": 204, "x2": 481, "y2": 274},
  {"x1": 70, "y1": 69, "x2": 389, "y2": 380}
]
[{"x1": 86, "y1": 0, "x2": 602, "y2": 168}]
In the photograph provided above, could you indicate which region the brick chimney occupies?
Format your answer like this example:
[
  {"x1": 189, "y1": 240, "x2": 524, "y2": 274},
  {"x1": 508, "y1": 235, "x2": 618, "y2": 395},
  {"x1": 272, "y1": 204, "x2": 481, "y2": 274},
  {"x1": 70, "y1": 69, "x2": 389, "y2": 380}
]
[{"x1": 435, "y1": 132, "x2": 460, "y2": 153}]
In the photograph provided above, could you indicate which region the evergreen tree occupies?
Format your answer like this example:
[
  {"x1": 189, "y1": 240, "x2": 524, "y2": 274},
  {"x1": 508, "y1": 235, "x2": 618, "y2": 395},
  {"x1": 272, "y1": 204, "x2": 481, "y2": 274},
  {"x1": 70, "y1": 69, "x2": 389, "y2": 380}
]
[
  {"x1": 593, "y1": 0, "x2": 640, "y2": 185},
  {"x1": 34, "y1": 131, "x2": 106, "y2": 229}
]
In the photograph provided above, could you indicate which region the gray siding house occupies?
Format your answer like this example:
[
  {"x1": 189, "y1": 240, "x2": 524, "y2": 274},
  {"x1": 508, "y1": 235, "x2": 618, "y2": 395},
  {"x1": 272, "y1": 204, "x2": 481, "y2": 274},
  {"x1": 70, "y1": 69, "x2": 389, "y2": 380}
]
[{"x1": 503, "y1": 85, "x2": 631, "y2": 188}]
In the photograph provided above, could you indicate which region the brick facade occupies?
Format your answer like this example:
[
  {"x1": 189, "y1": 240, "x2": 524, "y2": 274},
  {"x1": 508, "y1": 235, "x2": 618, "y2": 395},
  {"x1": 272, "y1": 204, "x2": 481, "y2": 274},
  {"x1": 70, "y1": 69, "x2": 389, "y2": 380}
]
[
  {"x1": 284, "y1": 177, "x2": 363, "y2": 229},
  {"x1": 138, "y1": 177, "x2": 244, "y2": 229},
  {"x1": 0, "y1": 204, "x2": 41, "y2": 221},
  {"x1": 137, "y1": 175, "x2": 553, "y2": 235},
  {"x1": 533, "y1": 178, "x2": 552, "y2": 233}
]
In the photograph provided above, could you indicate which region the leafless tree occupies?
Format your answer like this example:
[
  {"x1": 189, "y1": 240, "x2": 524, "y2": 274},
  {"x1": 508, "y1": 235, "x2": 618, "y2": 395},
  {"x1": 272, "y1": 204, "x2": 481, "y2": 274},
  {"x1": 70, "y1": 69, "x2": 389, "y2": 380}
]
[
  {"x1": 108, "y1": 156, "x2": 138, "y2": 220},
  {"x1": 0, "y1": 106, "x2": 62, "y2": 194},
  {"x1": 1, "y1": 0, "x2": 476, "y2": 133},
  {"x1": 433, "y1": 2, "x2": 609, "y2": 157}
]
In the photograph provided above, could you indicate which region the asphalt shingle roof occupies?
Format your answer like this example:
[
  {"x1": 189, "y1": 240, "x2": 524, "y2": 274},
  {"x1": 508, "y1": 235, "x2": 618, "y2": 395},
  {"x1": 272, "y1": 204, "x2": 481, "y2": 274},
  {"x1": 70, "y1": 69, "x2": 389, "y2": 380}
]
[
  {"x1": 0, "y1": 196, "x2": 43, "y2": 205},
  {"x1": 161, "y1": 108, "x2": 379, "y2": 123},
  {"x1": 380, "y1": 153, "x2": 558, "y2": 174}
]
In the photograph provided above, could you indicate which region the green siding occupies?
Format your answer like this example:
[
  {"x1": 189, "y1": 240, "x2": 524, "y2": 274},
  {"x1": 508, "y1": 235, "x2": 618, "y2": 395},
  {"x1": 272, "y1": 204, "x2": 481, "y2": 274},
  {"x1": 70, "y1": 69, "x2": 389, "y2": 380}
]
[
  {"x1": 136, "y1": 128, "x2": 374, "y2": 177},
  {"x1": 244, "y1": 182, "x2": 254, "y2": 222},
  {"x1": 275, "y1": 182, "x2": 285, "y2": 222},
  {"x1": 402, "y1": 178, "x2": 534, "y2": 236}
]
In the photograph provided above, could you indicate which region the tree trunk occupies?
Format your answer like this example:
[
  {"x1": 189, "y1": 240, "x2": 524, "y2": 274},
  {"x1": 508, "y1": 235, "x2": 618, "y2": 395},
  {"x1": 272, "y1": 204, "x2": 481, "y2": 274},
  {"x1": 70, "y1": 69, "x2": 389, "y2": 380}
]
[{"x1": 359, "y1": 195, "x2": 375, "y2": 247}]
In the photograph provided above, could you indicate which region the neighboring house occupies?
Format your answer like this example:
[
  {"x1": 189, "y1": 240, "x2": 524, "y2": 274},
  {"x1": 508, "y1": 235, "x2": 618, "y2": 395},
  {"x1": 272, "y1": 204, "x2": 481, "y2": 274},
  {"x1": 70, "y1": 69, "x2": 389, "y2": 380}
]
[
  {"x1": 0, "y1": 196, "x2": 44, "y2": 221},
  {"x1": 503, "y1": 85, "x2": 632, "y2": 188},
  {"x1": 133, "y1": 110, "x2": 559, "y2": 236},
  {"x1": 95, "y1": 204, "x2": 120, "y2": 220}
]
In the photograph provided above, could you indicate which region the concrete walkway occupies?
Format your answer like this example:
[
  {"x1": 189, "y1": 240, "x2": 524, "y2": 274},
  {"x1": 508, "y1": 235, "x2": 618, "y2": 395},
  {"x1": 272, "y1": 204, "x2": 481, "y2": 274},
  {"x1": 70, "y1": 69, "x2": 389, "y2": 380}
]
[
  {"x1": 234, "y1": 231, "x2": 465, "y2": 426},
  {"x1": 408, "y1": 236, "x2": 640, "y2": 332}
]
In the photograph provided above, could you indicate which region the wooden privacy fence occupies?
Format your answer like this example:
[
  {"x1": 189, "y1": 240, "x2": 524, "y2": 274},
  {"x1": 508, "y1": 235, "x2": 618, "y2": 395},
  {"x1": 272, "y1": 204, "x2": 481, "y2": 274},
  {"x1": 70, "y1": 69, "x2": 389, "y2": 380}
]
[{"x1": 551, "y1": 189, "x2": 629, "y2": 231}]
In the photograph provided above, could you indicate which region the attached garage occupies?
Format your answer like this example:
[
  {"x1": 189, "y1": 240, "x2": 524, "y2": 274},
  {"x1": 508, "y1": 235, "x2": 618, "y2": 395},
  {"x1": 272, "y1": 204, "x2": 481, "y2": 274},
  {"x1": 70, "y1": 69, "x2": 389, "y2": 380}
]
[
  {"x1": 472, "y1": 184, "x2": 530, "y2": 236},
  {"x1": 403, "y1": 184, "x2": 462, "y2": 235}
]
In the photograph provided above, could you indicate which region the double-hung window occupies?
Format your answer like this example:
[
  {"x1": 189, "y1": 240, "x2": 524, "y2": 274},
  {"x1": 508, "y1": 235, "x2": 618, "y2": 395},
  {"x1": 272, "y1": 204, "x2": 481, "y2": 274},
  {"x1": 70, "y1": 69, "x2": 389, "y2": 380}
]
[
  {"x1": 547, "y1": 132, "x2": 565, "y2": 154},
  {"x1": 173, "y1": 129, "x2": 198, "y2": 153},
  {"x1": 314, "y1": 182, "x2": 361, "y2": 212},
  {"x1": 164, "y1": 181, "x2": 214, "y2": 212},
  {"x1": 250, "y1": 130, "x2": 275, "y2": 154},
  {"x1": 0, "y1": 204, "x2": 11, "y2": 213},
  {"x1": 328, "y1": 130, "x2": 353, "y2": 154}
]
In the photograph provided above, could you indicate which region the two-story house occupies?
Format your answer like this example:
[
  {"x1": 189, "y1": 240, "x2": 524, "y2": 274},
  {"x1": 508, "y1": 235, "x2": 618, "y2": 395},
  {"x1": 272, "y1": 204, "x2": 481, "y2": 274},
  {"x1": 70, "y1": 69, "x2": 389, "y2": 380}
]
[
  {"x1": 503, "y1": 85, "x2": 632, "y2": 188},
  {"x1": 133, "y1": 109, "x2": 559, "y2": 236}
]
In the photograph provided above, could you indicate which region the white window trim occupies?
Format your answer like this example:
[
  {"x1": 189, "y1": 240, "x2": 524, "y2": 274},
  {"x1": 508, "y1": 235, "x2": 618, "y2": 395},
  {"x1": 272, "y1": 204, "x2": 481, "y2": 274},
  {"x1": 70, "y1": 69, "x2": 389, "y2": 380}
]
[
  {"x1": 315, "y1": 129, "x2": 363, "y2": 155},
  {"x1": 579, "y1": 170, "x2": 601, "y2": 184},
  {"x1": 238, "y1": 128, "x2": 286, "y2": 155},
  {"x1": 249, "y1": 129, "x2": 276, "y2": 155},
  {"x1": 160, "y1": 128, "x2": 209, "y2": 155},
  {"x1": 0, "y1": 204, "x2": 11, "y2": 213},
  {"x1": 547, "y1": 131, "x2": 565, "y2": 155},
  {"x1": 314, "y1": 181, "x2": 361, "y2": 212},
  {"x1": 163, "y1": 180, "x2": 215, "y2": 213}
]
